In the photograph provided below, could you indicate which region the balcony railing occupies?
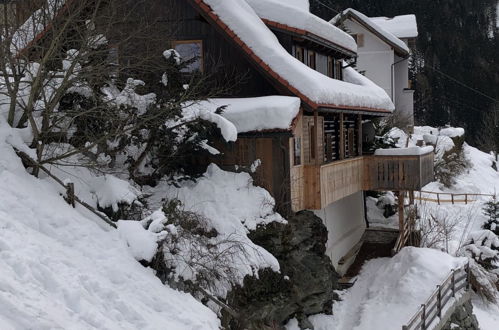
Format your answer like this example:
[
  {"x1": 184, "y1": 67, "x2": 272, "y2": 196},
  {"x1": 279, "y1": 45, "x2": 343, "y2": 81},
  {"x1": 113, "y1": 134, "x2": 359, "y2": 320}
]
[
  {"x1": 290, "y1": 149, "x2": 434, "y2": 211},
  {"x1": 365, "y1": 151, "x2": 434, "y2": 191}
]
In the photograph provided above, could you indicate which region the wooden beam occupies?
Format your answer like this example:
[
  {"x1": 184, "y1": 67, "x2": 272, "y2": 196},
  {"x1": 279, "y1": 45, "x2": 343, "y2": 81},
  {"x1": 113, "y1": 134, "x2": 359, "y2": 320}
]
[
  {"x1": 398, "y1": 191, "x2": 405, "y2": 236},
  {"x1": 314, "y1": 110, "x2": 320, "y2": 166},
  {"x1": 357, "y1": 114, "x2": 363, "y2": 156},
  {"x1": 339, "y1": 113, "x2": 345, "y2": 160}
]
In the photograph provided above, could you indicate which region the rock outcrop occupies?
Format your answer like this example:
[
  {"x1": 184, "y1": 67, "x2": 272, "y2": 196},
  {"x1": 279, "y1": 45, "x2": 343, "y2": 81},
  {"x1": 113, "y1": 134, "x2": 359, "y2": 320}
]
[
  {"x1": 441, "y1": 300, "x2": 479, "y2": 330},
  {"x1": 224, "y1": 211, "x2": 339, "y2": 329}
]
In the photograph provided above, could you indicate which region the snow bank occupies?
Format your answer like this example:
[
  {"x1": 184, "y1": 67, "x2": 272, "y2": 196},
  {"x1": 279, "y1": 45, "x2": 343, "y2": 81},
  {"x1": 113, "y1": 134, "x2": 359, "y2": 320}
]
[
  {"x1": 369, "y1": 14, "x2": 418, "y2": 39},
  {"x1": 309, "y1": 247, "x2": 466, "y2": 330},
  {"x1": 185, "y1": 96, "x2": 300, "y2": 133},
  {"x1": 331, "y1": 8, "x2": 410, "y2": 54},
  {"x1": 203, "y1": 0, "x2": 394, "y2": 111},
  {"x1": 374, "y1": 146, "x2": 433, "y2": 156},
  {"x1": 0, "y1": 119, "x2": 220, "y2": 329},
  {"x1": 246, "y1": 0, "x2": 356, "y2": 53},
  {"x1": 439, "y1": 127, "x2": 465, "y2": 138}
]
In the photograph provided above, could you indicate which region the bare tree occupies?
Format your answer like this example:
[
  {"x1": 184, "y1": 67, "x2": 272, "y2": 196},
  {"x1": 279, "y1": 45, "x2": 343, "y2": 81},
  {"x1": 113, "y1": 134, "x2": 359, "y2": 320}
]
[{"x1": 0, "y1": 0, "x2": 230, "y2": 183}]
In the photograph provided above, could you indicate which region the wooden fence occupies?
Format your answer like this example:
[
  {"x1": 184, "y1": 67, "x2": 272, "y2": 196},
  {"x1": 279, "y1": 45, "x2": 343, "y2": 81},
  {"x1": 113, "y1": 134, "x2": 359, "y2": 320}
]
[
  {"x1": 415, "y1": 191, "x2": 495, "y2": 205},
  {"x1": 402, "y1": 263, "x2": 471, "y2": 330}
]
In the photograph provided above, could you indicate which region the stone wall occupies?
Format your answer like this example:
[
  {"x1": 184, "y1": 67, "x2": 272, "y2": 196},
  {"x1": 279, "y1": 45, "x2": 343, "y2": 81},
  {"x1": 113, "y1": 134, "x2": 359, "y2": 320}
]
[{"x1": 441, "y1": 300, "x2": 479, "y2": 330}]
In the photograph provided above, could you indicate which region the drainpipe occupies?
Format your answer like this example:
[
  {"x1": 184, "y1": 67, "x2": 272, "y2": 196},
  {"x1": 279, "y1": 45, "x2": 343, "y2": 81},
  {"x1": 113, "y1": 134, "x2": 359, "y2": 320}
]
[{"x1": 390, "y1": 55, "x2": 410, "y2": 104}]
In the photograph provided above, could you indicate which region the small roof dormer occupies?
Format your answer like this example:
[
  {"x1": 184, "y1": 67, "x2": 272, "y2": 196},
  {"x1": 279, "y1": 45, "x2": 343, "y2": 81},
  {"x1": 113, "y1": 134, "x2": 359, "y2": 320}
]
[
  {"x1": 246, "y1": 0, "x2": 357, "y2": 58},
  {"x1": 331, "y1": 8, "x2": 411, "y2": 57}
]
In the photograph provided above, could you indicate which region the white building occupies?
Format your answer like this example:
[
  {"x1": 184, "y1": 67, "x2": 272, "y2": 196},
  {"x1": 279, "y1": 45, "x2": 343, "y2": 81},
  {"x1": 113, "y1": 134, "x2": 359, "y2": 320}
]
[{"x1": 332, "y1": 9, "x2": 418, "y2": 128}]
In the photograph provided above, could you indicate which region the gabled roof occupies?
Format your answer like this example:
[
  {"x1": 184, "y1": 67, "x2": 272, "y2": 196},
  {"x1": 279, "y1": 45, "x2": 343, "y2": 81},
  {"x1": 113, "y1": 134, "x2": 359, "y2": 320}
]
[
  {"x1": 369, "y1": 15, "x2": 418, "y2": 39},
  {"x1": 331, "y1": 8, "x2": 410, "y2": 57},
  {"x1": 246, "y1": 0, "x2": 357, "y2": 56},
  {"x1": 189, "y1": 0, "x2": 394, "y2": 114}
]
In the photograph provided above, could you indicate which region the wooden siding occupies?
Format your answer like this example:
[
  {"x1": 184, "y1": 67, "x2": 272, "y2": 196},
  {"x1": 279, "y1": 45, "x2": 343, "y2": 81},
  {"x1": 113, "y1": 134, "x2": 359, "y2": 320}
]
[
  {"x1": 320, "y1": 157, "x2": 364, "y2": 208},
  {"x1": 365, "y1": 152, "x2": 435, "y2": 191}
]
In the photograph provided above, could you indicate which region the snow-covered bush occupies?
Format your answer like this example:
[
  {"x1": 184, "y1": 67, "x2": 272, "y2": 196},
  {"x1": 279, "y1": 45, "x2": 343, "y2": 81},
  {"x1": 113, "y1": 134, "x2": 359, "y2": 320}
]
[
  {"x1": 461, "y1": 230, "x2": 499, "y2": 271},
  {"x1": 459, "y1": 231, "x2": 499, "y2": 302},
  {"x1": 432, "y1": 130, "x2": 469, "y2": 188},
  {"x1": 482, "y1": 197, "x2": 499, "y2": 235}
]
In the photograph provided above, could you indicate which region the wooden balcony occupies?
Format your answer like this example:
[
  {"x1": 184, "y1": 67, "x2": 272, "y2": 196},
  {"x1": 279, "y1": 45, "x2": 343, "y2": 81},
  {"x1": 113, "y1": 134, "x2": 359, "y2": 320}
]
[
  {"x1": 364, "y1": 151, "x2": 435, "y2": 191},
  {"x1": 291, "y1": 150, "x2": 434, "y2": 211}
]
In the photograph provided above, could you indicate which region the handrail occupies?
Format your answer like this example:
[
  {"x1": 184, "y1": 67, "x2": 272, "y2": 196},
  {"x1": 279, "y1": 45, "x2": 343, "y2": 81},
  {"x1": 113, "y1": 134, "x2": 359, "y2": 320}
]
[
  {"x1": 402, "y1": 263, "x2": 471, "y2": 330},
  {"x1": 416, "y1": 191, "x2": 496, "y2": 205}
]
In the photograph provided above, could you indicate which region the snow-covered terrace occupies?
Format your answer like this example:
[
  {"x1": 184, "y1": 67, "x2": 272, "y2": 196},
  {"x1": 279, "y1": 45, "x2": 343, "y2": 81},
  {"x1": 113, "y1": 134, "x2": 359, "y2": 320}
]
[
  {"x1": 246, "y1": 0, "x2": 357, "y2": 55},
  {"x1": 198, "y1": 0, "x2": 394, "y2": 114},
  {"x1": 331, "y1": 8, "x2": 410, "y2": 56}
]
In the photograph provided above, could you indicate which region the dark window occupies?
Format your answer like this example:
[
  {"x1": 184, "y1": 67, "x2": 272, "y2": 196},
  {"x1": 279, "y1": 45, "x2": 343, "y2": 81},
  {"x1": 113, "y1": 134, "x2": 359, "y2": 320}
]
[
  {"x1": 309, "y1": 124, "x2": 316, "y2": 160},
  {"x1": 335, "y1": 60, "x2": 343, "y2": 80},
  {"x1": 172, "y1": 40, "x2": 204, "y2": 73},
  {"x1": 327, "y1": 56, "x2": 334, "y2": 78},
  {"x1": 294, "y1": 137, "x2": 302, "y2": 166},
  {"x1": 294, "y1": 45, "x2": 305, "y2": 63},
  {"x1": 308, "y1": 51, "x2": 316, "y2": 69}
]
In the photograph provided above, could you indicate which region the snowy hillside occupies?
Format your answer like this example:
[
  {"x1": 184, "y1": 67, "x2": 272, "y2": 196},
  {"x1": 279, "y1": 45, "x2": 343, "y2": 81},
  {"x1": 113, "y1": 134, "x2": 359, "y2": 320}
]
[{"x1": 0, "y1": 120, "x2": 220, "y2": 329}]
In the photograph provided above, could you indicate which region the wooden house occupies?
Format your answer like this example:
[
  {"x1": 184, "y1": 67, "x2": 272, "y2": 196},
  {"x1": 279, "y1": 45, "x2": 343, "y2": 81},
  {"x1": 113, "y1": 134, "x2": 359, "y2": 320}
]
[{"x1": 14, "y1": 0, "x2": 434, "y2": 271}]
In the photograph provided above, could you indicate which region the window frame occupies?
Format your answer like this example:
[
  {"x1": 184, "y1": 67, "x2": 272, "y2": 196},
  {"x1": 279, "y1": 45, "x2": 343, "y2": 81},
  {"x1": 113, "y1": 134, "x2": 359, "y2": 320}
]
[
  {"x1": 171, "y1": 39, "x2": 204, "y2": 73},
  {"x1": 293, "y1": 136, "x2": 302, "y2": 166}
]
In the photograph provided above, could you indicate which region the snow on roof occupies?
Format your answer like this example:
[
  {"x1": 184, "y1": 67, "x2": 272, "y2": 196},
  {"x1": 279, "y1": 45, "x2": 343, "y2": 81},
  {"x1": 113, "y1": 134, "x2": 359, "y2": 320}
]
[
  {"x1": 369, "y1": 15, "x2": 418, "y2": 39},
  {"x1": 331, "y1": 8, "x2": 410, "y2": 56},
  {"x1": 374, "y1": 146, "x2": 434, "y2": 156},
  {"x1": 246, "y1": 0, "x2": 357, "y2": 54},
  {"x1": 200, "y1": 0, "x2": 394, "y2": 113},
  {"x1": 11, "y1": 0, "x2": 67, "y2": 55},
  {"x1": 186, "y1": 96, "x2": 301, "y2": 134},
  {"x1": 274, "y1": 0, "x2": 309, "y2": 12}
]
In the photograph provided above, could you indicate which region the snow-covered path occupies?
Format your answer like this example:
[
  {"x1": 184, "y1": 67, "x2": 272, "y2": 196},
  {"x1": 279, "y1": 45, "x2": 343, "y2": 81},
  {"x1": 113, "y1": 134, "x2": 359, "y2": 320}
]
[
  {"x1": 0, "y1": 122, "x2": 219, "y2": 329},
  {"x1": 304, "y1": 248, "x2": 465, "y2": 330}
]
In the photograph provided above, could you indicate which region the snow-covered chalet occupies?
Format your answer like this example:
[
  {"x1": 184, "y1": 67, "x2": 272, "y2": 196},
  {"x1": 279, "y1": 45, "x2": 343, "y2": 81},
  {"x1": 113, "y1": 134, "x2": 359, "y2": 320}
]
[{"x1": 13, "y1": 0, "x2": 434, "y2": 271}]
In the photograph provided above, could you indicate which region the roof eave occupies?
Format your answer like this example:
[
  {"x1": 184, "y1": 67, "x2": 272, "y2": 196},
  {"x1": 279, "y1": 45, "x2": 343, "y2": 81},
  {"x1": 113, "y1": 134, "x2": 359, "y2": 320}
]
[{"x1": 262, "y1": 19, "x2": 357, "y2": 58}]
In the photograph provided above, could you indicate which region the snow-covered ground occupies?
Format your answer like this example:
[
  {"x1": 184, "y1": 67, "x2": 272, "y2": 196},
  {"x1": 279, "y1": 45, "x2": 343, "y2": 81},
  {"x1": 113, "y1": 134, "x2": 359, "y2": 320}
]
[
  {"x1": 0, "y1": 120, "x2": 220, "y2": 328},
  {"x1": 361, "y1": 126, "x2": 499, "y2": 329},
  {"x1": 290, "y1": 248, "x2": 466, "y2": 330}
]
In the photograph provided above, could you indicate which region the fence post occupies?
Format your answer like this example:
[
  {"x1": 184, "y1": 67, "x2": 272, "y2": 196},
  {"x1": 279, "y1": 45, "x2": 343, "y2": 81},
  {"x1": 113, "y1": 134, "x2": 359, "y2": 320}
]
[
  {"x1": 421, "y1": 304, "x2": 426, "y2": 330},
  {"x1": 451, "y1": 270, "x2": 456, "y2": 297},
  {"x1": 66, "y1": 182, "x2": 75, "y2": 208},
  {"x1": 466, "y1": 263, "x2": 471, "y2": 290},
  {"x1": 451, "y1": 194, "x2": 454, "y2": 204},
  {"x1": 465, "y1": 194, "x2": 468, "y2": 204},
  {"x1": 437, "y1": 193, "x2": 440, "y2": 205},
  {"x1": 437, "y1": 285, "x2": 442, "y2": 318}
]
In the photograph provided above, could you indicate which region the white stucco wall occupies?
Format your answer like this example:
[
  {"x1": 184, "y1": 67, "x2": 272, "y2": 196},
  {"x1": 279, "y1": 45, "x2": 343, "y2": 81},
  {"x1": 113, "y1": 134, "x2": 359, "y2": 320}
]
[
  {"x1": 343, "y1": 20, "x2": 394, "y2": 100},
  {"x1": 344, "y1": 20, "x2": 415, "y2": 126},
  {"x1": 393, "y1": 55, "x2": 414, "y2": 125},
  {"x1": 313, "y1": 191, "x2": 366, "y2": 269}
]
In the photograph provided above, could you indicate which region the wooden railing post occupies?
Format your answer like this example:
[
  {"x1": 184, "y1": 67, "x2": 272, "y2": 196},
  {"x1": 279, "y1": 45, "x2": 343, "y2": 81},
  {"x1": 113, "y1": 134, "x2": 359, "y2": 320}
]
[
  {"x1": 437, "y1": 285, "x2": 442, "y2": 318},
  {"x1": 451, "y1": 270, "x2": 456, "y2": 297},
  {"x1": 66, "y1": 182, "x2": 75, "y2": 208},
  {"x1": 465, "y1": 194, "x2": 468, "y2": 204},
  {"x1": 466, "y1": 263, "x2": 471, "y2": 290},
  {"x1": 451, "y1": 194, "x2": 454, "y2": 204},
  {"x1": 421, "y1": 304, "x2": 426, "y2": 330},
  {"x1": 437, "y1": 193, "x2": 440, "y2": 205}
]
